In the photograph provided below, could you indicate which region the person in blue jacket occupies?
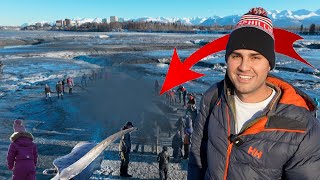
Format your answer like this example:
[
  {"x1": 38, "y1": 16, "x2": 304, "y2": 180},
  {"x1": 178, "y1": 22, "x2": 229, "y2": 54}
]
[{"x1": 188, "y1": 7, "x2": 320, "y2": 180}]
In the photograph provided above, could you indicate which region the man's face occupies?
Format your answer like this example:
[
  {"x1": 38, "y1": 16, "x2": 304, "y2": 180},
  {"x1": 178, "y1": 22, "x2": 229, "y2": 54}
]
[{"x1": 226, "y1": 49, "x2": 270, "y2": 100}]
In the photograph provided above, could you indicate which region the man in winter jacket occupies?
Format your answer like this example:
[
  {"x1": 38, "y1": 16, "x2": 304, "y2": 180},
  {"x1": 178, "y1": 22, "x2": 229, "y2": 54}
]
[
  {"x1": 44, "y1": 84, "x2": 52, "y2": 101},
  {"x1": 119, "y1": 121, "x2": 134, "y2": 177},
  {"x1": 62, "y1": 79, "x2": 66, "y2": 93},
  {"x1": 186, "y1": 94, "x2": 197, "y2": 121},
  {"x1": 7, "y1": 120, "x2": 38, "y2": 180},
  {"x1": 188, "y1": 7, "x2": 320, "y2": 180},
  {"x1": 157, "y1": 146, "x2": 170, "y2": 180},
  {"x1": 178, "y1": 86, "x2": 187, "y2": 106},
  {"x1": 56, "y1": 81, "x2": 63, "y2": 99}
]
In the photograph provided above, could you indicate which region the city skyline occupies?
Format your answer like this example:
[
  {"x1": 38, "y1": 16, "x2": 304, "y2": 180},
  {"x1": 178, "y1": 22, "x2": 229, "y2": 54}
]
[{"x1": 1, "y1": 0, "x2": 320, "y2": 26}]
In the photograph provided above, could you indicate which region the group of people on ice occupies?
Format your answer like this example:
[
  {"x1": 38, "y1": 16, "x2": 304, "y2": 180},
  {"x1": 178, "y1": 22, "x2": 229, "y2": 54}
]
[
  {"x1": 165, "y1": 85, "x2": 188, "y2": 106},
  {"x1": 165, "y1": 85, "x2": 198, "y2": 118},
  {"x1": 44, "y1": 76, "x2": 74, "y2": 101},
  {"x1": 171, "y1": 115, "x2": 194, "y2": 163},
  {"x1": 44, "y1": 68, "x2": 109, "y2": 102}
]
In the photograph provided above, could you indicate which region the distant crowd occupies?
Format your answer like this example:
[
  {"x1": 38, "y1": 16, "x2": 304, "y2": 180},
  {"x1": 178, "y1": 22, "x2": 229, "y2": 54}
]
[{"x1": 43, "y1": 68, "x2": 108, "y2": 102}]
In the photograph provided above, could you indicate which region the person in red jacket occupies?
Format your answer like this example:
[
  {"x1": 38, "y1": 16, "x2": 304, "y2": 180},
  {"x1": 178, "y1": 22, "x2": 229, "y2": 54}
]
[
  {"x1": 67, "y1": 76, "x2": 74, "y2": 94},
  {"x1": 7, "y1": 120, "x2": 38, "y2": 180}
]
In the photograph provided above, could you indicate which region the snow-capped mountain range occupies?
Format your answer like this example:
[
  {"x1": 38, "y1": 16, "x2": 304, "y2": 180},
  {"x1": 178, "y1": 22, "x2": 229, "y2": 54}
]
[
  {"x1": 23, "y1": 9, "x2": 320, "y2": 27},
  {"x1": 136, "y1": 9, "x2": 320, "y2": 27}
]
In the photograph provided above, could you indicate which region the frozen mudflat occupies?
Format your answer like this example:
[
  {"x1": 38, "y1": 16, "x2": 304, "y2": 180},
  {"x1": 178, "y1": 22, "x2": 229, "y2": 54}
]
[{"x1": 0, "y1": 30, "x2": 319, "y2": 179}]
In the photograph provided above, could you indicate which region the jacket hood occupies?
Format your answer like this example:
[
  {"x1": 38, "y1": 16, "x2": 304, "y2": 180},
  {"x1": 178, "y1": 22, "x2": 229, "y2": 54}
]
[
  {"x1": 266, "y1": 75, "x2": 316, "y2": 112},
  {"x1": 10, "y1": 132, "x2": 34, "y2": 142}
]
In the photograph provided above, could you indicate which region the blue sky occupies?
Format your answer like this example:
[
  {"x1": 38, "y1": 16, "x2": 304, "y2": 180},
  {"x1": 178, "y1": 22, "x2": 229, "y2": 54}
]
[{"x1": 1, "y1": 0, "x2": 320, "y2": 26}]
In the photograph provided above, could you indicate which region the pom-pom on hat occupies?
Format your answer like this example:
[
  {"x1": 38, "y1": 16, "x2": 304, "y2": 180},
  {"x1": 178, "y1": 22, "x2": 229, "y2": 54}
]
[
  {"x1": 225, "y1": 7, "x2": 276, "y2": 69},
  {"x1": 13, "y1": 119, "x2": 26, "y2": 133}
]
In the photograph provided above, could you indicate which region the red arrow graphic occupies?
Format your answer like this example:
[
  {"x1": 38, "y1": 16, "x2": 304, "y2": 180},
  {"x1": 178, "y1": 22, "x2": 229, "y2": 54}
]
[
  {"x1": 160, "y1": 34, "x2": 230, "y2": 95},
  {"x1": 160, "y1": 29, "x2": 315, "y2": 95},
  {"x1": 274, "y1": 28, "x2": 314, "y2": 68}
]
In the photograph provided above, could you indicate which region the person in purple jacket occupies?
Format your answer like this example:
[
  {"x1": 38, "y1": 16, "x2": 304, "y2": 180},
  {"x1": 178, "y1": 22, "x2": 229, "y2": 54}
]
[{"x1": 7, "y1": 119, "x2": 38, "y2": 180}]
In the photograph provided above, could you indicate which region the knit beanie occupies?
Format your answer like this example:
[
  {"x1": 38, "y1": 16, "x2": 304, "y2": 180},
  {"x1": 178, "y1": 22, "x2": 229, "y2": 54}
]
[
  {"x1": 225, "y1": 7, "x2": 275, "y2": 69},
  {"x1": 13, "y1": 119, "x2": 26, "y2": 133}
]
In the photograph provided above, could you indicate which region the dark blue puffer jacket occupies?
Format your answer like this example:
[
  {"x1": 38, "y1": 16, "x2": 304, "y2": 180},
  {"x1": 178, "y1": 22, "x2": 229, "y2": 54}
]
[{"x1": 188, "y1": 75, "x2": 320, "y2": 180}]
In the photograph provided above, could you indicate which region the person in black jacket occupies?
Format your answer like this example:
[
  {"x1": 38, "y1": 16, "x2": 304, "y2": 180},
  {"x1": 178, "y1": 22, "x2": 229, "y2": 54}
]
[
  {"x1": 186, "y1": 94, "x2": 197, "y2": 121},
  {"x1": 61, "y1": 79, "x2": 66, "y2": 93},
  {"x1": 157, "y1": 146, "x2": 170, "y2": 180},
  {"x1": 119, "y1": 121, "x2": 133, "y2": 177}
]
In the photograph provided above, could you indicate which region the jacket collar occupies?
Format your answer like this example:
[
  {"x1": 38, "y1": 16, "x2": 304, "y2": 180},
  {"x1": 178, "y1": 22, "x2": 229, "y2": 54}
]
[
  {"x1": 10, "y1": 132, "x2": 34, "y2": 142},
  {"x1": 266, "y1": 75, "x2": 315, "y2": 111},
  {"x1": 223, "y1": 74, "x2": 315, "y2": 116}
]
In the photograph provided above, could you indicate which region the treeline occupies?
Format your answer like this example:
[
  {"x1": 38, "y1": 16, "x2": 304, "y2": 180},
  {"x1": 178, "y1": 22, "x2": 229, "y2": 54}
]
[
  {"x1": 67, "y1": 21, "x2": 235, "y2": 33},
  {"x1": 99, "y1": 21, "x2": 193, "y2": 32},
  {"x1": 286, "y1": 23, "x2": 320, "y2": 35},
  {"x1": 21, "y1": 21, "x2": 320, "y2": 35},
  {"x1": 67, "y1": 21, "x2": 320, "y2": 35}
]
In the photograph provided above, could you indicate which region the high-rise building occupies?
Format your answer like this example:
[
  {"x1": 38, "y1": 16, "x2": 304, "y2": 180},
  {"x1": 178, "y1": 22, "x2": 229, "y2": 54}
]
[
  {"x1": 102, "y1": 18, "x2": 108, "y2": 23},
  {"x1": 110, "y1": 16, "x2": 118, "y2": 23},
  {"x1": 56, "y1": 20, "x2": 63, "y2": 27}
]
